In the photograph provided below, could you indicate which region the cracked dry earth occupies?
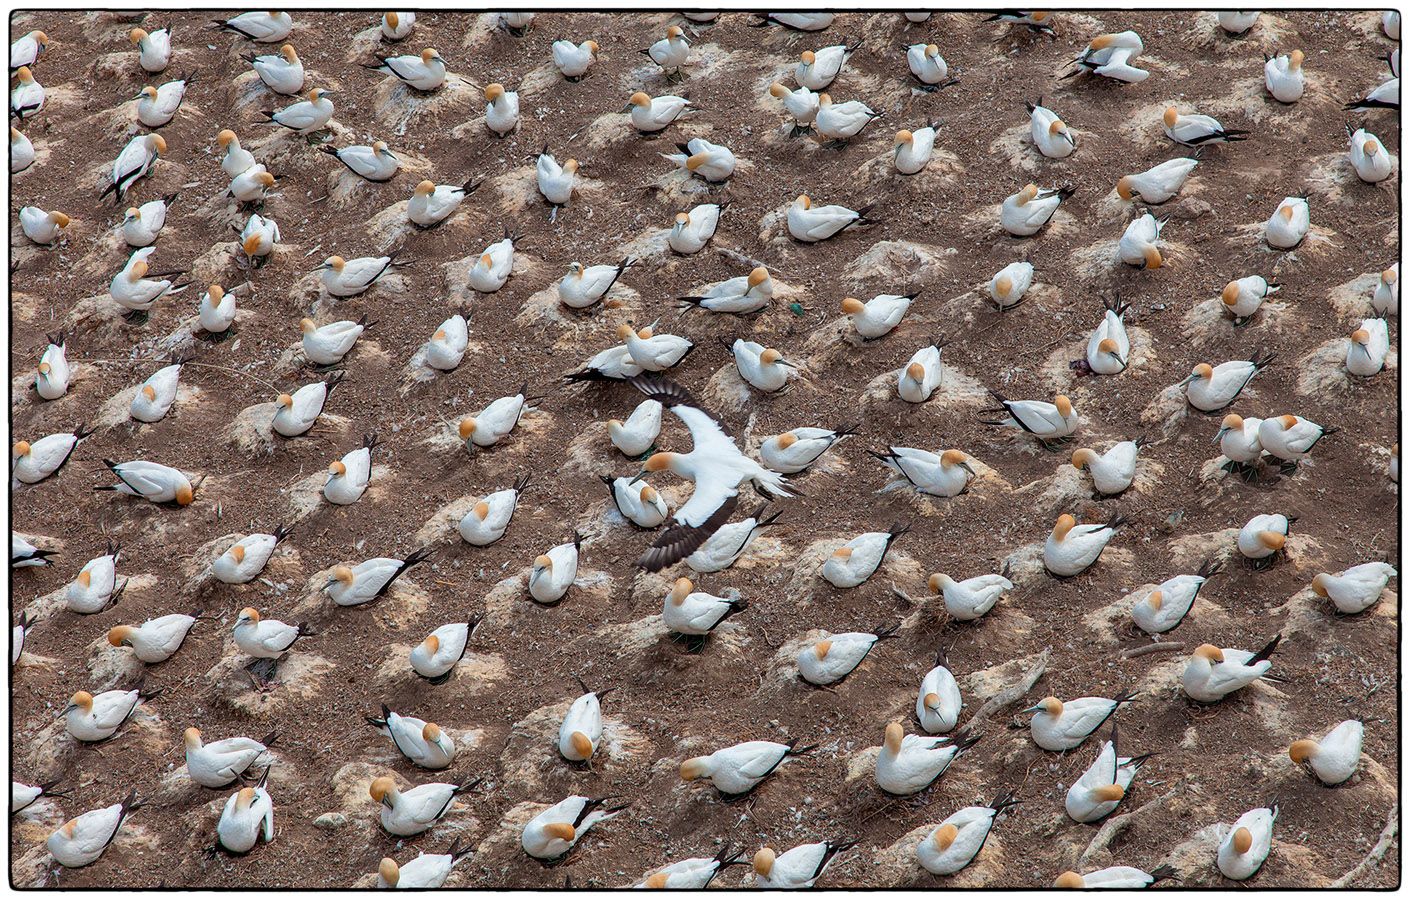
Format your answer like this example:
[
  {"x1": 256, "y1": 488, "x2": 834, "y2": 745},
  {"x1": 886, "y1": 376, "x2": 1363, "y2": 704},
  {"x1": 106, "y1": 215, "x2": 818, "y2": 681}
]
[{"x1": 7, "y1": 8, "x2": 1401, "y2": 890}]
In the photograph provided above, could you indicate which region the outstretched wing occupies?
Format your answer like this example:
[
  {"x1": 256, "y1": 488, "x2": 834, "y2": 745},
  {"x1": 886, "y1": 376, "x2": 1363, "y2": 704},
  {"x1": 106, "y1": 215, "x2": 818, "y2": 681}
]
[{"x1": 638, "y1": 493, "x2": 738, "y2": 572}]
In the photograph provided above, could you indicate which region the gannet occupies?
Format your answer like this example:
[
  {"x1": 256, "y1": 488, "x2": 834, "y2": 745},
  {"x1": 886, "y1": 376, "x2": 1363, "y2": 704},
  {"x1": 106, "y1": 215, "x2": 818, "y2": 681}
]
[
  {"x1": 767, "y1": 82, "x2": 820, "y2": 135},
  {"x1": 101, "y1": 133, "x2": 166, "y2": 201},
  {"x1": 627, "y1": 91, "x2": 692, "y2": 133},
  {"x1": 1083, "y1": 296, "x2": 1130, "y2": 374},
  {"x1": 561, "y1": 259, "x2": 633, "y2": 309},
  {"x1": 662, "y1": 577, "x2": 749, "y2": 648},
  {"x1": 1346, "y1": 318, "x2": 1390, "y2": 376},
  {"x1": 300, "y1": 316, "x2": 365, "y2": 366},
  {"x1": 1290, "y1": 720, "x2": 1363, "y2": 785},
  {"x1": 1071, "y1": 440, "x2": 1142, "y2": 496},
  {"x1": 989, "y1": 261, "x2": 1035, "y2": 310},
  {"x1": 558, "y1": 682, "x2": 607, "y2": 762},
  {"x1": 662, "y1": 136, "x2": 735, "y2": 182},
  {"x1": 528, "y1": 534, "x2": 581, "y2": 604},
  {"x1": 213, "y1": 12, "x2": 293, "y2": 43},
  {"x1": 1131, "y1": 560, "x2": 1222, "y2": 634},
  {"x1": 915, "y1": 652, "x2": 962, "y2": 733},
  {"x1": 364, "y1": 47, "x2": 446, "y2": 91},
  {"x1": 1162, "y1": 106, "x2": 1249, "y2": 146},
  {"x1": 982, "y1": 392, "x2": 1078, "y2": 444},
  {"x1": 603, "y1": 475, "x2": 669, "y2": 528},
  {"x1": 377, "y1": 842, "x2": 472, "y2": 889},
  {"x1": 1027, "y1": 692, "x2": 1134, "y2": 751},
  {"x1": 11, "y1": 125, "x2": 34, "y2": 172},
  {"x1": 272, "y1": 374, "x2": 341, "y2": 438},
  {"x1": 685, "y1": 503, "x2": 780, "y2": 573},
  {"x1": 228, "y1": 166, "x2": 275, "y2": 205},
  {"x1": 424, "y1": 314, "x2": 469, "y2": 372},
  {"x1": 1264, "y1": 49, "x2": 1304, "y2": 102},
  {"x1": 35, "y1": 332, "x2": 69, "y2": 400},
  {"x1": 536, "y1": 148, "x2": 578, "y2": 216},
  {"x1": 65, "y1": 680, "x2": 159, "y2": 742},
  {"x1": 681, "y1": 740, "x2": 814, "y2": 800},
  {"x1": 97, "y1": 459, "x2": 195, "y2": 505},
  {"x1": 321, "y1": 140, "x2": 399, "y2": 182},
  {"x1": 1217, "y1": 805, "x2": 1277, "y2": 880},
  {"x1": 1028, "y1": 99, "x2": 1075, "y2": 158},
  {"x1": 1372, "y1": 264, "x2": 1398, "y2": 316},
  {"x1": 1347, "y1": 124, "x2": 1394, "y2": 183},
  {"x1": 893, "y1": 125, "x2": 937, "y2": 174},
  {"x1": 12, "y1": 778, "x2": 67, "y2": 814},
  {"x1": 876, "y1": 723, "x2": 978, "y2": 795},
  {"x1": 1117, "y1": 157, "x2": 1197, "y2": 204},
  {"x1": 129, "y1": 26, "x2": 171, "y2": 73},
  {"x1": 1264, "y1": 196, "x2": 1309, "y2": 248},
  {"x1": 212, "y1": 526, "x2": 292, "y2": 584},
  {"x1": 788, "y1": 194, "x2": 874, "y2": 242},
  {"x1": 1257, "y1": 415, "x2": 1335, "y2": 461},
  {"x1": 370, "y1": 775, "x2": 475, "y2": 836},
  {"x1": 243, "y1": 43, "x2": 304, "y2": 95},
  {"x1": 47, "y1": 791, "x2": 141, "y2": 868},
  {"x1": 458, "y1": 384, "x2": 532, "y2": 451},
  {"x1": 815, "y1": 92, "x2": 882, "y2": 143},
  {"x1": 262, "y1": 86, "x2": 334, "y2": 134},
  {"x1": 521, "y1": 796, "x2": 623, "y2": 861},
  {"x1": 637, "y1": 846, "x2": 745, "y2": 889},
  {"x1": 841, "y1": 291, "x2": 916, "y2": 339},
  {"x1": 409, "y1": 177, "x2": 479, "y2": 228},
  {"x1": 759, "y1": 425, "x2": 854, "y2": 474},
  {"x1": 917, "y1": 794, "x2": 1017, "y2": 875},
  {"x1": 551, "y1": 39, "x2": 598, "y2": 80},
  {"x1": 216, "y1": 768, "x2": 275, "y2": 854},
  {"x1": 1118, "y1": 212, "x2": 1165, "y2": 268},
  {"x1": 9, "y1": 30, "x2": 48, "y2": 71},
  {"x1": 107, "y1": 612, "x2": 197, "y2": 663},
  {"x1": 1180, "y1": 353, "x2": 1274, "y2": 412},
  {"x1": 12, "y1": 535, "x2": 55, "y2": 569},
  {"x1": 66, "y1": 543, "x2": 122, "y2": 614},
  {"x1": 668, "y1": 202, "x2": 723, "y2": 254},
  {"x1": 325, "y1": 432, "x2": 377, "y2": 505},
  {"x1": 607, "y1": 400, "x2": 662, "y2": 457},
  {"x1": 752, "y1": 840, "x2": 855, "y2": 889},
  {"x1": 928, "y1": 570, "x2": 1012, "y2": 622},
  {"x1": 643, "y1": 25, "x2": 690, "y2": 78},
  {"x1": 233, "y1": 608, "x2": 310, "y2": 687},
  {"x1": 317, "y1": 252, "x2": 407, "y2": 297},
  {"x1": 381, "y1": 11, "x2": 416, "y2": 41},
  {"x1": 907, "y1": 43, "x2": 955, "y2": 91},
  {"x1": 798, "y1": 624, "x2": 899, "y2": 685},
  {"x1": 1065, "y1": 731, "x2": 1148, "y2": 823},
  {"x1": 12, "y1": 424, "x2": 92, "y2": 485},
  {"x1": 821, "y1": 524, "x2": 908, "y2": 587},
  {"x1": 897, "y1": 339, "x2": 943, "y2": 402},
  {"x1": 752, "y1": 12, "x2": 836, "y2": 31},
  {"x1": 1000, "y1": 183, "x2": 1074, "y2": 236},
  {"x1": 10, "y1": 66, "x2": 43, "y2": 118},
  {"x1": 367, "y1": 705, "x2": 455, "y2": 769},
  {"x1": 1221, "y1": 275, "x2": 1278, "y2": 326},
  {"x1": 1054, "y1": 866, "x2": 1174, "y2": 889},
  {"x1": 1311, "y1": 561, "x2": 1397, "y2": 614},
  {"x1": 796, "y1": 42, "x2": 858, "y2": 90},
  {"x1": 121, "y1": 193, "x2": 176, "y2": 247},
  {"x1": 871, "y1": 447, "x2": 974, "y2": 497},
  {"x1": 184, "y1": 727, "x2": 277, "y2": 788},
  {"x1": 1182, "y1": 636, "x2": 1281, "y2": 702},
  {"x1": 325, "y1": 548, "x2": 433, "y2": 607},
  {"x1": 618, "y1": 322, "x2": 694, "y2": 371},
  {"x1": 410, "y1": 621, "x2": 475, "y2": 684},
  {"x1": 484, "y1": 82, "x2": 519, "y2": 136},
  {"x1": 1345, "y1": 77, "x2": 1398, "y2": 111}
]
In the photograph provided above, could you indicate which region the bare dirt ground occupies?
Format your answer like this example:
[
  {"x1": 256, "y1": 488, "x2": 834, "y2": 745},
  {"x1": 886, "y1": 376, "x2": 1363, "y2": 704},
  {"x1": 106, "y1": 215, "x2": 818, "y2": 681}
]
[{"x1": 8, "y1": 9, "x2": 1400, "y2": 889}]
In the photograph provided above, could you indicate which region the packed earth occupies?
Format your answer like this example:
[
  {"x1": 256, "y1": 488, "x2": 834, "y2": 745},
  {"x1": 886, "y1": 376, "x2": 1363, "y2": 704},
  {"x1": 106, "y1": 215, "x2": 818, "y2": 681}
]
[{"x1": 8, "y1": 8, "x2": 1402, "y2": 889}]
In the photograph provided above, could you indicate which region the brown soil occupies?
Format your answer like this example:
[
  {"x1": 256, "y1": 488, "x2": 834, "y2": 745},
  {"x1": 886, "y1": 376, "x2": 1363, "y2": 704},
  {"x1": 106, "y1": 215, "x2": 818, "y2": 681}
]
[{"x1": 9, "y1": 9, "x2": 1400, "y2": 889}]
